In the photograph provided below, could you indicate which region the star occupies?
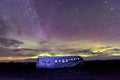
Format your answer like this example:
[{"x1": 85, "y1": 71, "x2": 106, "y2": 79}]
[
  {"x1": 104, "y1": 1, "x2": 108, "y2": 4},
  {"x1": 3, "y1": 15, "x2": 7, "y2": 20},
  {"x1": 7, "y1": 0, "x2": 10, "y2": 2},
  {"x1": 110, "y1": 7, "x2": 114, "y2": 10},
  {"x1": 75, "y1": 8, "x2": 79, "y2": 12},
  {"x1": 59, "y1": 1, "x2": 63, "y2": 5},
  {"x1": 29, "y1": 7, "x2": 32, "y2": 11}
]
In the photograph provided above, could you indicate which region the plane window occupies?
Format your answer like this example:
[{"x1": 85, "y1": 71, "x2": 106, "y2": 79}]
[
  {"x1": 59, "y1": 60, "x2": 61, "y2": 62},
  {"x1": 66, "y1": 59, "x2": 68, "y2": 62},
  {"x1": 55, "y1": 60, "x2": 57, "y2": 62},
  {"x1": 74, "y1": 58, "x2": 76, "y2": 60},
  {"x1": 62, "y1": 59, "x2": 65, "y2": 63}
]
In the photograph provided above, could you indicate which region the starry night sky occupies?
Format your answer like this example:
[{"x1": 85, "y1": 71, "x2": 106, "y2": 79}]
[{"x1": 0, "y1": 0, "x2": 120, "y2": 62}]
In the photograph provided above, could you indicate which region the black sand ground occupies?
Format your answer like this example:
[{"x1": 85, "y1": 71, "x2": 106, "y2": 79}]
[{"x1": 0, "y1": 60, "x2": 120, "y2": 80}]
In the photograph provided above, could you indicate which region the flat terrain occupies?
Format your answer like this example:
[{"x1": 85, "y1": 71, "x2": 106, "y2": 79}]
[{"x1": 0, "y1": 60, "x2": 120, "y2": 80}]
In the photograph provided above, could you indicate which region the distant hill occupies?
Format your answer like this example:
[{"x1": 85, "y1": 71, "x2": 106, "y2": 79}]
[{"x1": 17, "y1": 58, "x2": 36, "y2": 62}]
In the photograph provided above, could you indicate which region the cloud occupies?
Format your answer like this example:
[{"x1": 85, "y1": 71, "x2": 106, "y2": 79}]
[
  {"x1": 0, "y1": 37, "x2": 25, "y2": 57},
  {"x1": 0, "y1": 47, "x2": 38, "y2": 57},
  {"x1": 99, "y1": 46, "x2": 113, "y2": 49},
  {"x1": 11, "y1": 48, "x2": 50, "y2": 57},
  {"x1": 11, "y1": 48, "x2": 50, "y2": 52},
  {"x1": 0, "y1": 37, "x2": 24, "y2": 48},
  {"x1": 111, "y1": 48, "x2": 120, "y2": 51},
  {"x1": 11, "y1": 48, "x2": 39, "y2": 51},
  {"x1": 61, "y1": 49, "x2": 99, "y2": 54},
  {"x1": 75, "y1": 49, "x2": 92, "y2": 53}
]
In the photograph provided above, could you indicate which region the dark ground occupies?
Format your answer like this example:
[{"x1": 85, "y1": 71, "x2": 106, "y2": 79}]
[{"x1": 0, "y1": 60, "x2": 120, "y2": 80}]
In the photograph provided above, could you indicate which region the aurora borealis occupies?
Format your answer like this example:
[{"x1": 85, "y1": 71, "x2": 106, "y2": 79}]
[{"x1": 0, "y1": 0, "x2": 120, "y2": 62}]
